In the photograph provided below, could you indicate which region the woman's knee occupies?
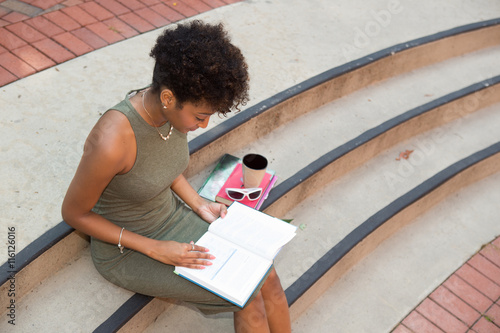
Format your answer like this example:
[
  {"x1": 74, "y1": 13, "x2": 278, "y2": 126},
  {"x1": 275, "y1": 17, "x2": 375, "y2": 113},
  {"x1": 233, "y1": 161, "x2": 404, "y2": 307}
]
[
  {"x1": 236, "y1": 292, "x2": 269, "y2": 331},
  {"x1": 262, "y1": 268, "x2": 287, "y2": 303},
  {"x1": 263, "y1": 268, "x2": 282, "y2": 290}
]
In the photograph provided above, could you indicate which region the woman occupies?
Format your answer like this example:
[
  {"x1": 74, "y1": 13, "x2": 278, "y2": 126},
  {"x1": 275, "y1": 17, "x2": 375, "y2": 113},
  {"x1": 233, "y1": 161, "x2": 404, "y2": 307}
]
[{"x1": 62, "y1": 20, "x2": 291, "y2": 332}]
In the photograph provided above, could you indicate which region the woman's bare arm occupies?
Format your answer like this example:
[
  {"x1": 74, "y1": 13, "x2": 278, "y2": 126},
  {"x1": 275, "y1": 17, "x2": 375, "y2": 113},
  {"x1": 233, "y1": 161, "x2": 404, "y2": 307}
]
[
  {"x1": 171, "y1": 174, "x2": 227, "y2": 223},
  {"x1": 62, "y1": 111, "x2": 213, "y2": 268}
]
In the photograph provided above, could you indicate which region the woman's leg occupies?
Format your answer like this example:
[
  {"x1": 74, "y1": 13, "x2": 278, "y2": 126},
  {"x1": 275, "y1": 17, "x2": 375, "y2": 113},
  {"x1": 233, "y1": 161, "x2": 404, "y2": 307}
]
[
  {"x1": 234, "y1": 292, "x2": 270, "y2": 333},
  {"x1": 233, "y1": 268, "x2": 291, "y2": 333},
  {"x1": 260, "y1": 268, "x2": 291, "y2": 332}
]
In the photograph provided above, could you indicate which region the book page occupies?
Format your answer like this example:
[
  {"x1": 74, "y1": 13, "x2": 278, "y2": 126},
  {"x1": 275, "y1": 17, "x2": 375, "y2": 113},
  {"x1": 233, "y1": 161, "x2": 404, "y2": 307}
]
[
  {"x1": 176, "y1": 232, "x2": 271, "y2": 306},
  {"x1": 209, "y1": 202, "x2": 297, "y2": 259}
]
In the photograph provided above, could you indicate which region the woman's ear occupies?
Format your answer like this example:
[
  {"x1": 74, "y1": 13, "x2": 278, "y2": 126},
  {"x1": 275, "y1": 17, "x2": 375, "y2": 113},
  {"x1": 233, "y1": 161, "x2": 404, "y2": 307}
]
[{"x1": 160, "y1": 89, "x2": 175, "y2": 108}]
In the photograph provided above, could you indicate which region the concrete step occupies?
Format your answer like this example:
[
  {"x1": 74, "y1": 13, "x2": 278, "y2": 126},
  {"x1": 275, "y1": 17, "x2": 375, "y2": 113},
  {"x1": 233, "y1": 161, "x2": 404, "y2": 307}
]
[
  {"x1": 3, "y1": 23, "x2": 500, "y2": 333},
  {"x1": 188, "y1": 44, "x2": 500, "y2": 192},
  {"x1": 1, "y1": 247, "x2": 134, "y2": 332},
  {"x1": 103, "y1": 71, "x2": 498, "y2": 330},
  {"x1": 2, "y1": 17, "x2": 499, "y2": 293},
  {"x1": 4, "y1": 16, "x2": 497, "y2": 316},
  {"x1": 2, "y1": 1, "x2": 500, "y2": 332},
  {"x1": 292, "y1": 162, "x2": 500, "y2": 333},
  {"x1": 142, "y1": 98, "x2": 500, "y2": 332},
  {"x1": 2, "y1": 0, "x2": 500, "y2": 260}
]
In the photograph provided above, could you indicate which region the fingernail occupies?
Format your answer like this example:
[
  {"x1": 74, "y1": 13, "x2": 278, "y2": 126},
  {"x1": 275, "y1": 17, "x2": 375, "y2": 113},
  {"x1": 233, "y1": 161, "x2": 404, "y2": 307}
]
[
  {"x1": 206, "y1": 261, "x2": 213, "y2": 266},
  {"x1": 210, "y1": 255, "x2": 216, "y2": 260}
]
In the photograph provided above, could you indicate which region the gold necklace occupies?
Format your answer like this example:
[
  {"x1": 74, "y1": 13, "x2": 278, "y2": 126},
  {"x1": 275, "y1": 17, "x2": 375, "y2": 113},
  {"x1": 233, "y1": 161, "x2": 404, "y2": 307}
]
[{"x1": 142, "y1": 89, "x2": 173, "y2": 141}]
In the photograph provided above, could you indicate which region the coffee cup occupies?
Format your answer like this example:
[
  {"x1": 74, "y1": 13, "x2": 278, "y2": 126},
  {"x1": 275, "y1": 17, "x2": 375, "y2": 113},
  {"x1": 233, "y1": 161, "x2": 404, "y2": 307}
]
[{"x1": 242, "y1": 154, "x2": 268, "y2": 188}]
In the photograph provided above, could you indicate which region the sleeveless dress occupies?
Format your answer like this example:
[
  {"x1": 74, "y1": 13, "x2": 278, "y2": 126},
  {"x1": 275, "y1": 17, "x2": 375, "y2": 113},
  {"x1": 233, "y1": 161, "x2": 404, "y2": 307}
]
[{"x1": 90, "y1": 89, "x2": 267, "y2": 315}]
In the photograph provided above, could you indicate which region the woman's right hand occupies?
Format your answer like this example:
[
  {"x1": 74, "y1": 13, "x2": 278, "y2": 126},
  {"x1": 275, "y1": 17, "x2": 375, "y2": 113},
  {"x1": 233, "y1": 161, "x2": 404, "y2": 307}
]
[{"x1": 148, "y1": 240, "x2": 216, "y2": 269}]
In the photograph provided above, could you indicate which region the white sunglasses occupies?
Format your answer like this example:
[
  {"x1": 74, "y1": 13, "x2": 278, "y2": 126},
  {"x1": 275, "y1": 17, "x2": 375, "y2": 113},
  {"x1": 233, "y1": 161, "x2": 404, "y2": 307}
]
[{"x1": 225, "y1": 188, "x2": 263, "y2": 201}]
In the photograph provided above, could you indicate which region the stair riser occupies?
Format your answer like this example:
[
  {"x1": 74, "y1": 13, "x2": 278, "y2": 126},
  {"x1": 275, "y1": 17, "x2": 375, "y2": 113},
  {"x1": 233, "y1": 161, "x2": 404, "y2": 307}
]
[
  {"x1": 288, "y1": 146, "x2": 500, "y2": 319},
  {"x1": 2, "y1": 19, "x2": 499, "y2": 331},
  {"x1": 0, "y1": 231, "x2": 88, "y2": 316},
  {"x1": 263, "y1": 81, "x2": 500, "y2": 219},
  {"x1": 186, "y1": 24, "x2": 500, "y2": 179}
]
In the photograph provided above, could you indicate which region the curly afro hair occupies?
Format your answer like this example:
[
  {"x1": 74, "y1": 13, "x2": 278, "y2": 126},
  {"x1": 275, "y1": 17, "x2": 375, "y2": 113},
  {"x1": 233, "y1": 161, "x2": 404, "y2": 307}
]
[{"x1": 149, "y1": 20, "x2": 249, "y2": 116}]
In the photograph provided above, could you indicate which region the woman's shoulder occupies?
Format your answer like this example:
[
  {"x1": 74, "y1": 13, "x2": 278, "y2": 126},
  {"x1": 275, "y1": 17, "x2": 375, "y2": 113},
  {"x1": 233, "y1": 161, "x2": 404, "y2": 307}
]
[
  {"x1": 85, "y1": 109, "x2": 136, "y2": 173},
  {"x1": 94, "y1": 109, "x2": 132, "y2": 139}
]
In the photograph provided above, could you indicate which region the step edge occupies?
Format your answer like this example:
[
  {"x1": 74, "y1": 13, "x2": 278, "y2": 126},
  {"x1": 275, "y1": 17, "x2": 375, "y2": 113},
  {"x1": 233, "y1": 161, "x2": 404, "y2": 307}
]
[
  {"x1": 187, "y1": 17, "x2": 500, "y2": 157},
  {"x1": 287, "y1": 141, "x2": 500, "y2": 318},
  {"x1": 4, "y1": 17, "x2": 497, "y2": 278},
  {"x1": 3, "y1": 17, "x2": 499, "y2": 330},
  {"x1": 104, "y1": 77, "x2": 500, "y2": 333},
  {"x1": 262, "y1": 75, "x2": 500, "y2": 216}
]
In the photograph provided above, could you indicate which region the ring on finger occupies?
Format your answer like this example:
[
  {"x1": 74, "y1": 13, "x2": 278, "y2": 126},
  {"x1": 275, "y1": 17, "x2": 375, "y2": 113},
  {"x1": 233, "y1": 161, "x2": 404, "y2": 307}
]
[{"x1": 191, "y1": 243, "x2": 194, "y2": 251}]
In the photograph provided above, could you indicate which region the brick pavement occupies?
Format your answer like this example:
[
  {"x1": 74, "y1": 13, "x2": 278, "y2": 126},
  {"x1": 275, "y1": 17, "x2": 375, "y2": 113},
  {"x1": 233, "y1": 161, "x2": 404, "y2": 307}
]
[
  {"x1": 0, "y1": 0, "x2": 242, "y2": 87},
  {"x1": 393, "y1": 236, "x2": 500, "y2": 333}
]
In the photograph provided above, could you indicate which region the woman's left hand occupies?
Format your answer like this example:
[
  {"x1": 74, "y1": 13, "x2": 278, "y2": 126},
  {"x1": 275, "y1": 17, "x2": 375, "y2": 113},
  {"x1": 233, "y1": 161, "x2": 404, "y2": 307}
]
[{"x1": 197, "y1": 201, "x2": 227, "y2": 223}]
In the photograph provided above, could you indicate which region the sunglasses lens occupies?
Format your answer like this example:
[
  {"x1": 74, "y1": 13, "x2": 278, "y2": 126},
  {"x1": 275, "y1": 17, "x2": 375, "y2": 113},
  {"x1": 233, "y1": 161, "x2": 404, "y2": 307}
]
[
  {"x1": 248, "y1": 190, "x2": 262, "y2": 200},
  {"x1": 226, "y1": 190, "x2": 245, "y2": 200}
]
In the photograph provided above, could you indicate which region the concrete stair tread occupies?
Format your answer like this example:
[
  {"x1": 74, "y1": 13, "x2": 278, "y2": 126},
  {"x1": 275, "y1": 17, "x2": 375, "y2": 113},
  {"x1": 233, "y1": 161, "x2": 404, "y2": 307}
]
[
  {"x1": 2, "y1": 0, "x2": 499, "y2": 259},
  {"x1": 189, "y1": 44, "x2": 500, "y2": 192},
  {"x1": 142, "y1": 102, "x2": 500, "y2": 331},
  {"x1": 188, "y1": 2, "x2": 500, "y2": 139},
  {"x1": 276, "y1": 103, "x2": 500, "y2": 287},
  {"x1": 4, "y1": 63, "x2": 498, "y2": 333},
  {"x1": 99, "y1": 45, "x2": 500, "y2": 333},
  {"x1": 143, "y1": 160, "x2": 500, "y2": 333},
  {"x1": 293, "y1": 170, "x2": 500, "y2": 332},
  {"x1": 0, "y1": 248, "x2": 134, "y2": 332},
  {"x1": 143, "y1": 303, "x2": 234, "y2": 333},
  {"x1": 1, "y1": 1, "x2": 499, "y2": 332}
]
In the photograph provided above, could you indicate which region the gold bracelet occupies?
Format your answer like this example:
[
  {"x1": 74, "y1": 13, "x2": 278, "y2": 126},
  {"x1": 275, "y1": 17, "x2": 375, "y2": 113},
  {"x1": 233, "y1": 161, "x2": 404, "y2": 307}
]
[{"x1": 118, "y1": 227, "x2": 125, "y2": 254}]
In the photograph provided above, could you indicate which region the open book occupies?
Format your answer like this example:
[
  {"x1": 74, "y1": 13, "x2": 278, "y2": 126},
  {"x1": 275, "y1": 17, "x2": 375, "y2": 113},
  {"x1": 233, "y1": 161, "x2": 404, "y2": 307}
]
[{"x1": 174, "y1": 202, "x2": 297, "y2": 307}]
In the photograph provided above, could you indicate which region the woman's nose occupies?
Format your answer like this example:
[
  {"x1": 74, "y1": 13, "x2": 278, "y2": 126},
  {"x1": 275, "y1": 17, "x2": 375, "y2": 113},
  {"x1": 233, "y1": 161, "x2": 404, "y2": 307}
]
[{"x1": 198, "y1": 117, "x2": 210, "y2": 128}]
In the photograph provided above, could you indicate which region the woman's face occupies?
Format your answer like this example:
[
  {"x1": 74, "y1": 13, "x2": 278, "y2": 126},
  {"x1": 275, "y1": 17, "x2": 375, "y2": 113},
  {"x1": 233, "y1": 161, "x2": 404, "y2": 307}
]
[
  {"x1": 167, "y1": 102, "x2": 214, "y2": 134},
  {"x1": 158, "y1": 88, "x2": 215, "y2": 133}
]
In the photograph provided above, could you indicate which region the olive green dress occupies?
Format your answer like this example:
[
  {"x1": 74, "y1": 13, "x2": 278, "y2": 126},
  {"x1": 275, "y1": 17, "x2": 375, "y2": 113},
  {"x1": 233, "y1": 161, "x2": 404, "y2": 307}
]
[{"x1": 91, "y1": 89, "x2": 266, "y2": 314}]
